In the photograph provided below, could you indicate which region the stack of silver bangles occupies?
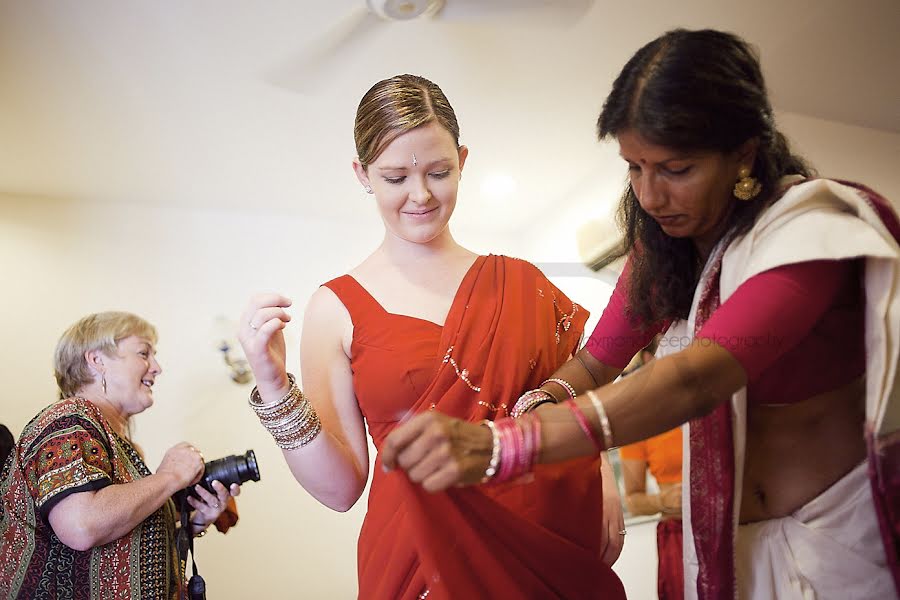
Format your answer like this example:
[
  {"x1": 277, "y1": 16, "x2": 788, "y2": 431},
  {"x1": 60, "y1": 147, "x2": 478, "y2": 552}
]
[{"x1": 249, "y1": 373, "x2": 321, "y2": 449}]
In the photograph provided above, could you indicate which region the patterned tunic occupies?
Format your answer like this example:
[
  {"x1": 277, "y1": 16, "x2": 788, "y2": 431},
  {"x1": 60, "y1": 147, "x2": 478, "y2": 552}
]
[{"x1": 0, "y1": 397, "x2": 181, "y2": 599}]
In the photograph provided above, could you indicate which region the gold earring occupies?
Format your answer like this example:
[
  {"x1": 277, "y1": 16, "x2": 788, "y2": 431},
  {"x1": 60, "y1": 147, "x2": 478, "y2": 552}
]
[
  {"x1": 733, "y1": 166, "x2": 761, "y2": 201},
  {"x1": 101, "y1": 374, "x2": 107, "y2": 395}
]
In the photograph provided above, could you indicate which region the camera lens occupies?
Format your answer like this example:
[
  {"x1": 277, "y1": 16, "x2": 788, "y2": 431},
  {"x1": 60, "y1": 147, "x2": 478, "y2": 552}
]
[{"x1": 200, "y1": 449, "x2": 261, "y2": 492}]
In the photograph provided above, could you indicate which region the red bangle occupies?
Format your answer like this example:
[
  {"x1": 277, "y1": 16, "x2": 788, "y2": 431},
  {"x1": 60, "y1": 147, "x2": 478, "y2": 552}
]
[
  {"x1": 519, "y1": 413, "x2": 542, "y2": 472},
  {"x1": 518, "y1": 417, "x2": 533, "y2": 474},
  {"x1": 564, "y1": 399, "x2": 604, "y2": 453},
  {"x1": 529, "y1": 413, "x2": 542, "y2": 467}
]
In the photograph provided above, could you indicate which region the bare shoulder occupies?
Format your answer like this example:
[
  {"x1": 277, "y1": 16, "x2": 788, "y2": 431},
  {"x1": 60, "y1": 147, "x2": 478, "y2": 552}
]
[
  {"x1": 302, "y1": 285, "x2": 353, "y2": 356},
  {"x1": 305, "y1": 284, "x2": 348, "y2": 319}
]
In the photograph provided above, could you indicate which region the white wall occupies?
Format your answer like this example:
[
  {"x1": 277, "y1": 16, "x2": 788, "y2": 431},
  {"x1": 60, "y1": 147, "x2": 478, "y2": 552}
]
[
  {"x1": 612, "y1": 516, "x2": 661, "y2": 600},
  {"x1": 777, "y1": 111, "x2": 900, "y2": 203}
]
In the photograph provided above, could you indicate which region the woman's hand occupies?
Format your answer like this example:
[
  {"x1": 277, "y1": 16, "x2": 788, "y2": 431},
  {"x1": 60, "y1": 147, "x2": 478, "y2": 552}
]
[
  {"x1": 238, "y1": 293, "x2": 293, "y2": 397},
  {"x1": 156, "y1": 442, "x2": 205, "y2": 490},
  {"x1": 381, "y1": 412, "x2": 492, "y2": 492},
  {"x1": 186, "y1": 480, "x2": 241, "y2": 532},
  {"x1": 599, "y1": 456, "x2": 625, "y2": 565},
  {"x1": 659, "y1": 482, "x2": 683, "y2": 516}
]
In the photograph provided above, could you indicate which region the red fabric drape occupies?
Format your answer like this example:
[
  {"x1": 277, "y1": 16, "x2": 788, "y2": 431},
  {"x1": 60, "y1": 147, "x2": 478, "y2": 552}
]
[
  {"x1": 353, "y1": 256, "x2": 625, "y2": 599},
  {"x1": 657, "y1": 519, "x2": 684, "y2": 600},
  {"x1": 687, "y1": 247, "x2": 734, "y2": 600}
]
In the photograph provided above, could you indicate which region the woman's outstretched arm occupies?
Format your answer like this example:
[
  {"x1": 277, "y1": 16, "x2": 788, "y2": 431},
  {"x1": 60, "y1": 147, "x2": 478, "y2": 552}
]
[{"x1": 240, "y1": 289, "x2": 370, "y2": 512}]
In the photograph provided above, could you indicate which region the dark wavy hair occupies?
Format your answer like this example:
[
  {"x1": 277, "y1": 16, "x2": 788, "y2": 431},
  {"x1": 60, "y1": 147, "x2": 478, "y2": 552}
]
[{"x1": 598, "y1": 29, "x2": 813, "y2": 324}]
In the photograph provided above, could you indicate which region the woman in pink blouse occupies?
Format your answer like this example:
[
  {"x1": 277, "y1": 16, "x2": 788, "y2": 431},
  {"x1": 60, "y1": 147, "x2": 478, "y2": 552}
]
[{"x1": 381, "y1": 28, "x2": 900, "y2": 600}]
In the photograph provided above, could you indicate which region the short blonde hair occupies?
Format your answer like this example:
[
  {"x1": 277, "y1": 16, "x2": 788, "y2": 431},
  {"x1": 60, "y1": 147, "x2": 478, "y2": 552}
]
[{"x1": 54, "y1": 311, "x2": 158, "y2": 399}]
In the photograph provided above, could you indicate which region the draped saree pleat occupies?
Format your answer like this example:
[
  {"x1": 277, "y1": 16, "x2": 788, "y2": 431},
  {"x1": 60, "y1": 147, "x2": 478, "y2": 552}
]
[{"x1": 326, "y1": 255, "x2": 625, "y2": 599}]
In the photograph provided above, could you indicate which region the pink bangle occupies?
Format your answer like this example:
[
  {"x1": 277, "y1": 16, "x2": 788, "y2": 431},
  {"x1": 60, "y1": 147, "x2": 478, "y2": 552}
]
[
  {"x1": 520, "y1": 413, "x2": 542, "y2": 471},
  {"x1": 530, "y1": 413, "x2": 542, "y2": 467},
  {"x1": 564, "y1": 399, "x2": 604, "y2": 453},
  {"x1": 491, "y1": 417, "x2": 536, "y2": 483},
  {"x1": 517, "y1": 417, "x2": 533, "y2": 474},
  {"x1": 494, "y1": 419, "x2": 518, "y2": 482}
]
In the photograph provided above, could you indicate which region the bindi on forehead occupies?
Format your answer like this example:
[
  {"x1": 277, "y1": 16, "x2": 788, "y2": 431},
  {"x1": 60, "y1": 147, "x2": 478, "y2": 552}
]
[{"x1": 377, "y1": 156, "x2": 453, "y2": 171}]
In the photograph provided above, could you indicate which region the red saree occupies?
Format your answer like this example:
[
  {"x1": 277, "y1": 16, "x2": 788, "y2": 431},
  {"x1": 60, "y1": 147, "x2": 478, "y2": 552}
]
[{"x1": 325, "y1": 255, "x2": 625, "y2": 599}]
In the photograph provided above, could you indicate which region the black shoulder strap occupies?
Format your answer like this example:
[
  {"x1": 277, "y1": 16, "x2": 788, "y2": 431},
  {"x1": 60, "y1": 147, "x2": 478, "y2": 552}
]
[{"x1": 177, "y1": 498, "x2": 207, "y2": 599}]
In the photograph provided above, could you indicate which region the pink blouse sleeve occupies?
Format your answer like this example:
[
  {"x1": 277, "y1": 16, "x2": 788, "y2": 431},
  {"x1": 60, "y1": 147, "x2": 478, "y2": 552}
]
[
  {"x1": 585, "y1": 259, "x2": 664, "y2": 368},
  {"x1": 696, "y1": 259, "x2": 858, "y2": 380}
]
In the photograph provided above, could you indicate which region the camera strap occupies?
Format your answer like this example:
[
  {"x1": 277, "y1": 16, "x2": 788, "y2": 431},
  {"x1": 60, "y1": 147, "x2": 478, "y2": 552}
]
[{"x1": 177, "y1": 498, "x2": 207, "y2": 599}]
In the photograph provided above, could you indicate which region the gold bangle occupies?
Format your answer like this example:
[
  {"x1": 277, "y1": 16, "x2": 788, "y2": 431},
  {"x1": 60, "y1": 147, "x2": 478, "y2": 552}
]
[
  {"x1": 586, "y1": 390, "x2": 614, "y2": 449},
  {"x1": 541, "y1": 378, "x2": 577, "y2": 400},
  {"x1": 249, "y1": 373, "x2": 298, "y2": 410},
  {"x1": 481, "y1": 420, "x2": 501, "y2": 483},
  {"x1": 249, "y1": 373, "x2": 322, "y2": 449}
]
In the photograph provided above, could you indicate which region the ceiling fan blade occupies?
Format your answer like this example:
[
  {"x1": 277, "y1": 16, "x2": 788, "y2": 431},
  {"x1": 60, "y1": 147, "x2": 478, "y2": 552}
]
[
  {"x1": 437, "y1": 0, "x2": 594, "y2": 27},
  {"x1": 266, "y1": 6, "x2": 384, "y2": 93}
]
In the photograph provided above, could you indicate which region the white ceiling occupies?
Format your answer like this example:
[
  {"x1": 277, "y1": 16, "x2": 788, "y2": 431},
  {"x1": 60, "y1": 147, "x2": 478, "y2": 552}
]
[{"x1": 1, "y1": 0, "x2": 898, "y2": 232}]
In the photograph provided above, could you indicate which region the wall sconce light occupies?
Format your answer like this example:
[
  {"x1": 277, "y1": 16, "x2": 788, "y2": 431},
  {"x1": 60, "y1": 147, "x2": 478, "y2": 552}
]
[
  {"x1": 213, "y1": 315, "x2": 254, "y2": 385},
  {"x1": 219, "y1": 340, "x2": 254, "y2": 385}
]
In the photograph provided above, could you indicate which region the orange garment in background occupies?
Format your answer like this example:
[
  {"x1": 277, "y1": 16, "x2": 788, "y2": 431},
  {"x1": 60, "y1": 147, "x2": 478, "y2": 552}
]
[
  {"x1": 618, "y1": 426, "x2": 682, "y2": 484},
  {"x1": 620, "y1": 427, "x2": 684, "y2": 600},
  {"x1": 324, "y1": 255, "x2": 626, "y2": 600},
  {"x1": 213, "y1": 496, "x2": 239, "y2": 533}
]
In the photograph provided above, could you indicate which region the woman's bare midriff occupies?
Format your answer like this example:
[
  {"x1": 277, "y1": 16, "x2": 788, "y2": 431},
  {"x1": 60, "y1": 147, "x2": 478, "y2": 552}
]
[{"x1": 739, "y1": 376, "x2": 866, "y2": 524}]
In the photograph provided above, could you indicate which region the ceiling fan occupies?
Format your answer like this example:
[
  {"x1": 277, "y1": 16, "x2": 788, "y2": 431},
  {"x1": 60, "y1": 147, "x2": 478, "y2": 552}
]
[{"x1": 269, "y1": 0, "x2": 595, "y2": 92}]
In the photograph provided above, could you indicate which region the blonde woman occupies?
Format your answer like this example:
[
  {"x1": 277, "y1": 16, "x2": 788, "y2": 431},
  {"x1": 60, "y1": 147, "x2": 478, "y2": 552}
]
[{"x1": 0, "y1": 312, "x2": 241, "y2": 599}]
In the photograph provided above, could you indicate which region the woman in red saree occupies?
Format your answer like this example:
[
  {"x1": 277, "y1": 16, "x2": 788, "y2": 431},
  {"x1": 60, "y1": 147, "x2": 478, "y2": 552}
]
[
  {"x1": 383, "y1": 30, "x2": 900, "y2": 600},
  {"x1": 238, "y1": 74, "x2": 625, "y2": 599}
]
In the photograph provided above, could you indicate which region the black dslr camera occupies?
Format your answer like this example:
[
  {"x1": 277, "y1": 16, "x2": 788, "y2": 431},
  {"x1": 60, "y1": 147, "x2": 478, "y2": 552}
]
[
  {"x1": 195, "y1": 449, "x2": 260, "y2": 495},
  {"x1": 174, "y1": 449, "x2": 261, "y2": 506},
  {"x1": 174, "y1": 450, "x2": 261, "y2": 599}
]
